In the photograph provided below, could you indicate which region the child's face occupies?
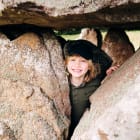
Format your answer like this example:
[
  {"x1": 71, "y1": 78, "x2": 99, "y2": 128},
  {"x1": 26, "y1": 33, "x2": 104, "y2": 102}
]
[{"x1": 66, "y1": 56, "x2": 89, "y2": 79}]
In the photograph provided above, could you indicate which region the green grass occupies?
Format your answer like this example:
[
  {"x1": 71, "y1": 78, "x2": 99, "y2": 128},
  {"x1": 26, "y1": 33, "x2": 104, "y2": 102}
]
[{"x1": 61, "y1": 34, "x2": 79, "y2": 40}]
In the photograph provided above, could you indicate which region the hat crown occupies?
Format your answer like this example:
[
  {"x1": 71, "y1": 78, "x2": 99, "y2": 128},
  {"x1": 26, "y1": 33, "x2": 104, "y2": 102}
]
[{"x1": 64, "y1": 40, "x2": 96, "y2": 60}]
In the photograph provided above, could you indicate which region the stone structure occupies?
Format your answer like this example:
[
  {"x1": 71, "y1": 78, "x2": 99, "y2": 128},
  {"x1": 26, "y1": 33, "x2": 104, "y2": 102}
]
[
  {"x1": 0, "y1": 0, "x2": 140, "y2": 29},
  {"x1": 0, "y1": 31, "x2": 70, "y2": 140},
  {"x1": 102, "y1": 28, "x2": 135, "y2": 66},
  {"x1": 77, "y1": 28, "x2": 102, "y2": 48},
  {"x1": 0, "y1": 0, "x2": 140, "y2": 140}
]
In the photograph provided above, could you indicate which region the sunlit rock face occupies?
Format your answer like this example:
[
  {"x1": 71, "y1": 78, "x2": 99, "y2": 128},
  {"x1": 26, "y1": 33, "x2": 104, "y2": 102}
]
[
  {"x1": 0, "y1": 31, "x2": 71, "y2": 140},
  {"x1": 71, "y1": 48, "x2": 140, "y2": 140},
  {"x1": 0, "y1": 0, "x2": 140, "y2": 29}
]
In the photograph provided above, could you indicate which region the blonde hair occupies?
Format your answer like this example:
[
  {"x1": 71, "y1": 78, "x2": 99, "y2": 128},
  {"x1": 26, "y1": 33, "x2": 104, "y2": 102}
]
[{"x1": 65, "y1": 56, "x2": 100, "y2": 83}]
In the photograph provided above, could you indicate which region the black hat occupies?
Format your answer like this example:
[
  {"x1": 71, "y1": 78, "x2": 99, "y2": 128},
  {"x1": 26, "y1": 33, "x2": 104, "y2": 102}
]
[
  {"x1": 64, "y1": 39, "x2": 113, "y2": 79},
  {"x1": 64, "y1": 39, "x2": 95, "y2": 60}
]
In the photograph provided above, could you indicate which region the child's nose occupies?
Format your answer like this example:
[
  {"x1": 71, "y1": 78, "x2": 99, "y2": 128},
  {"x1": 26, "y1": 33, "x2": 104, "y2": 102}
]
[{"x1": 75, "y1": 61, "x2": 80, "y2": 66}]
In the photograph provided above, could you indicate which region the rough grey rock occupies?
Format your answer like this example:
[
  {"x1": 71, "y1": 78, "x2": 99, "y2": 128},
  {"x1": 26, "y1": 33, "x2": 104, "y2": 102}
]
[
  {"x1": 0, "y1": 31, "x2": 70, "y2": 140},
  {"x1": 0, "y1": 121, "x2": 16, "y2": 140},
  {"x1": 0, "y1": 0, "x2": 140, "y2": 29}
]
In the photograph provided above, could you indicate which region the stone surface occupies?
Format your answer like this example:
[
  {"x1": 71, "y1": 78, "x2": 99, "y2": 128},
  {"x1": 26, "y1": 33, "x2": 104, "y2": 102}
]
[
  {"x1": 0, "y1": 31, "x2": 70, "y2": 140},
  {"x1": 102, "y1": 28, "x2": 135, "y2": 66},
  {"x1": 0, "y1": 121, "x2": 16, "y2": 140},
  {"x1": 0, "y1": 1, "x2": 140, "y2": 140},
  {"x1": 0, "y1": 0, "x2": 140, "y2": 29},
  {"x1": 71, "y1": 48, "x2": 140, "y2": 140}
]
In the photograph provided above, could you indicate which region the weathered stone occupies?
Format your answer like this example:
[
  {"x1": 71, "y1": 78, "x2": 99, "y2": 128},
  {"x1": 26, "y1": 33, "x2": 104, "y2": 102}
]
[
  {"x1": 0, "y1": 0, "x2": 140, "y2": 29},
  {"x1": 0, "y1": 31, "x2": 70, "y2": 140},
  {"x1": 0, "y1": 121, "x2": 16, "y2": 140},
  {"x1": 0, "y1": 1, "x2": 139, "y2": 140},
  {"x1": 71, "y1": 48, "x2": 140, "y2": 140},
  {"x1": 102, "y1": 28, "x2": 135, "y2": 66},
  {"x1": 77, "y1": 28, "x2": 100, "y2": 47}
]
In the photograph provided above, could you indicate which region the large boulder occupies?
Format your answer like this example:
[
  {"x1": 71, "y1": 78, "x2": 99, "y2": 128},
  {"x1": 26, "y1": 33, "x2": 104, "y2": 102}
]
[
  {"x1": 71, "y1": 48, "x2": 140, "y2": 140},
  {"x1": 0, "y1": 0, "x2": 140, "y2": 29},
  {"x1": 0, "y1": 31, "x2": 70, "y2": 140}
]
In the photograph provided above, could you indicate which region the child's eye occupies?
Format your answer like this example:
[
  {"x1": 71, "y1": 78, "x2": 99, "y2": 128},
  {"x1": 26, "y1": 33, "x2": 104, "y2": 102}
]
[
  {"x1": 80, "y1": 60, "x2": 86, "y2": 62},
  {"x1": 70, "y1": 59, "x2": 76, "y2": 61}
]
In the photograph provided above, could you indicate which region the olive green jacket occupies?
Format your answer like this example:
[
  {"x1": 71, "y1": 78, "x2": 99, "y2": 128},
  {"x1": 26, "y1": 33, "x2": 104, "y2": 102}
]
[{"x1": 69, "y1": 77, "x2": 101, "y2": 131}]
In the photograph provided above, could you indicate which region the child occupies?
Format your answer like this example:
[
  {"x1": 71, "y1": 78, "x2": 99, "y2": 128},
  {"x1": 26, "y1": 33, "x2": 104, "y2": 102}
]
[{"x1": 63, "y1": 40, "x2": 112, "y2": 137}]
